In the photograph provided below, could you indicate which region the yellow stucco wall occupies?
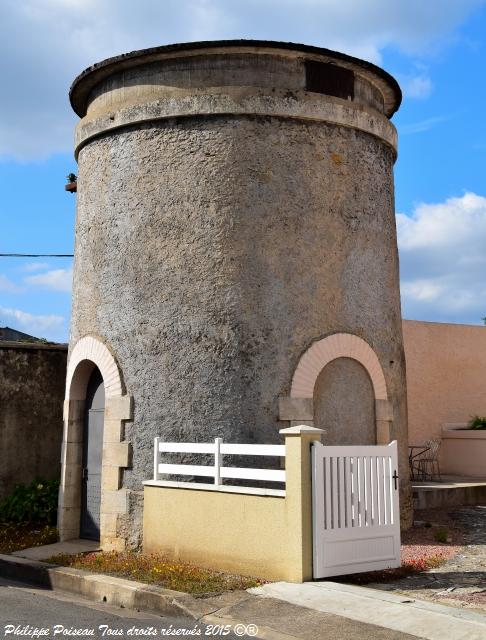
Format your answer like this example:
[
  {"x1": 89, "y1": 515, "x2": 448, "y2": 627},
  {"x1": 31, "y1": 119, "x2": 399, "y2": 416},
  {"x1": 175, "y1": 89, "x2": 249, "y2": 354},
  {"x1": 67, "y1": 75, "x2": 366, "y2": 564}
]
[
  {"x1": 403, "y1": 319, "x2": 486, "y2": 448},
  {"x1": 143, "y1": 487, "x2": 303, "y2": 581},
  {"x1": 143, "y1": 429, "x2": 319, "y2": 582}
]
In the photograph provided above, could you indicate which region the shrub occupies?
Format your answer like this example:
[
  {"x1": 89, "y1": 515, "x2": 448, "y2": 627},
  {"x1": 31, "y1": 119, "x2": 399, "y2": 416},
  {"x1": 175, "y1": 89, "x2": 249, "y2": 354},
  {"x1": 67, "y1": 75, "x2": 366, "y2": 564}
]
[
  {"x1": 467, "y1": 415, "x2": 486, "y2": 430},
  {"x1": 0, "y1": 478, "x2": 59, "y2": 525}
]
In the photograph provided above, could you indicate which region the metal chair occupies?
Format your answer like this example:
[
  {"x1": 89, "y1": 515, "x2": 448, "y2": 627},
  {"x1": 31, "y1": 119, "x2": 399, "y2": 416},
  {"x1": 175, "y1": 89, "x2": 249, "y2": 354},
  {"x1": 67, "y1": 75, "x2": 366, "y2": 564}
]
[{"x1": 416, "y1": 438, "x2": 441, "y2": 481}]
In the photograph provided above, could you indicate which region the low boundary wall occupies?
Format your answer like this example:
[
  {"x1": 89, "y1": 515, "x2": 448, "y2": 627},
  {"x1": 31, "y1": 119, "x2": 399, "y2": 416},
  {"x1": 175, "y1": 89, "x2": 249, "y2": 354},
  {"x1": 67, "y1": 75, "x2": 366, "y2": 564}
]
[
  {"x1": 143, "y1": 426, "x2": 322, "y2": 582},
  {"x1": 441, "y1": 426, "x2": 486, "y2": 477}
]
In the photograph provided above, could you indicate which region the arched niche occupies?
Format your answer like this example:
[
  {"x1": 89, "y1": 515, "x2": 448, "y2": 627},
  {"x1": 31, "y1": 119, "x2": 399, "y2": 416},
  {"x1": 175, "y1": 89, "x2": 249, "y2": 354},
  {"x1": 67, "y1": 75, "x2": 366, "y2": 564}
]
[{"x1": 279, "y1": 333, "x2": 393, "y2": 444}]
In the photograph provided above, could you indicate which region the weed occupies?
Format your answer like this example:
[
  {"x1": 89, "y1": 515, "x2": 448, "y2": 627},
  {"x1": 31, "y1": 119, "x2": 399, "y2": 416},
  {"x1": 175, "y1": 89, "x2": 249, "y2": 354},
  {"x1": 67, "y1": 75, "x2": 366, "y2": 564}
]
[
  {"x1": 46, "y1": 551, "x2": 264, "y2": 595},
  {"x1": 434, "y1": 527, "x2": 448, "y2": 543}
]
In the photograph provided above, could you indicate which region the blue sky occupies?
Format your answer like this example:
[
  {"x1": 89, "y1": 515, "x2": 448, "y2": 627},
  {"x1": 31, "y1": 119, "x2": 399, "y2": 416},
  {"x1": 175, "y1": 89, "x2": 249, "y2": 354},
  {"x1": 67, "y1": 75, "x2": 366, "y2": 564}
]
[{"x1": 1, "y1": 0, "x2": 486, "y2": 342}]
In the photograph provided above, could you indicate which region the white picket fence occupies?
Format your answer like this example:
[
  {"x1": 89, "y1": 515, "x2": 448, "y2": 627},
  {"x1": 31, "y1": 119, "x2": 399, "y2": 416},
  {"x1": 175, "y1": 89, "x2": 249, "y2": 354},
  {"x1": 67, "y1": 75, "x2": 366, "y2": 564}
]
[{"x1": 151, "y1": 437, "x2": 286, "y2": 495}]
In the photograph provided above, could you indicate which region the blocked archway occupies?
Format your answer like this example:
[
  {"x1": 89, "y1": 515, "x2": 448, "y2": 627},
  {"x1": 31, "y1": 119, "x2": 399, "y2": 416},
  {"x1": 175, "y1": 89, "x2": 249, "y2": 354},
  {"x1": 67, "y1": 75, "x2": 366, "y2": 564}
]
[
  {"x1": 58, "y1": 336, "x2": 133, "y2": 550},
  {"x1": 279, "y1": 333, "x2": 393, "y2": 444}
]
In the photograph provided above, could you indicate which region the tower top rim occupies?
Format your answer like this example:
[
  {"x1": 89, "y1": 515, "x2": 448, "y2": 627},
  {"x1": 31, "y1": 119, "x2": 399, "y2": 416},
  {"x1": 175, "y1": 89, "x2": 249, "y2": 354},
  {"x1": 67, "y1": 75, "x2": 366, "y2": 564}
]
[{"x1": 69, "y1": 39, "x2": 401, "y2": 119}]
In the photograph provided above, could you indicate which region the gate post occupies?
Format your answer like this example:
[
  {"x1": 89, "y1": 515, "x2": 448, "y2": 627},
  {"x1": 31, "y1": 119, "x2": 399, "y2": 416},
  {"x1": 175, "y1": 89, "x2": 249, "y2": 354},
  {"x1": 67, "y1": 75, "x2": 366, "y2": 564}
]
[{"x1": 280, "y1": 425, "x2": 324, "y2": 582}]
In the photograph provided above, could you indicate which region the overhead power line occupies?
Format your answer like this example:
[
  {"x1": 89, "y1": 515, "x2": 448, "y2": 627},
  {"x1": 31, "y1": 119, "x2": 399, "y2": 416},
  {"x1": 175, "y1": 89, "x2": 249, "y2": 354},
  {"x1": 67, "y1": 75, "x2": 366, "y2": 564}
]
[{"x1": 0, "y1": 253, "x2": 74, "y2": 258}]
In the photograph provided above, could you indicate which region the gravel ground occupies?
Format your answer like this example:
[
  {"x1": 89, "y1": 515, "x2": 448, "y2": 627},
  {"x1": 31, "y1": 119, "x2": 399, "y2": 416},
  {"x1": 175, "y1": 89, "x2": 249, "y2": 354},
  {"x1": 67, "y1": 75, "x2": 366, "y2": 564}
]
[{"x1": 366, "y1": 506, "x2": 486, "y2": 614}]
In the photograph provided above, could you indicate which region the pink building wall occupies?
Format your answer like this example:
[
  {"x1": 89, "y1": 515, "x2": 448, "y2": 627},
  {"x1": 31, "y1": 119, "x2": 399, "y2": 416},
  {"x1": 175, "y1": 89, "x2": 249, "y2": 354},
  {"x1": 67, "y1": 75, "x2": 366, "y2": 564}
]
[{"x1": 403, "y1": 319, "x2": 486, "y2": 475}]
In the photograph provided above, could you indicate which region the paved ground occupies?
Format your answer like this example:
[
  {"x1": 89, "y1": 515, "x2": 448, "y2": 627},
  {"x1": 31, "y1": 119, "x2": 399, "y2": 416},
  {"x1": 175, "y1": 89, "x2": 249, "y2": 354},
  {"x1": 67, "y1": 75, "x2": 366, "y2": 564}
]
[
  {"x1": 11, "y1": 538, "x2": 100, "y2": 561},
  {"x1": 0, "y1": 577, "x2": 249, "y2": 639},
  {"x1": 368, "y1": 506, "x2": 486, "y2": 613},
  {"x1": 0, "y1": 575, "x2": 423, "y2": 640},
  {"x1": 251, "y1": 581, "x2": 486, "y2": 640},
  {"x1": 201, "y1": 589, "x2": 419, "y2": 639}
]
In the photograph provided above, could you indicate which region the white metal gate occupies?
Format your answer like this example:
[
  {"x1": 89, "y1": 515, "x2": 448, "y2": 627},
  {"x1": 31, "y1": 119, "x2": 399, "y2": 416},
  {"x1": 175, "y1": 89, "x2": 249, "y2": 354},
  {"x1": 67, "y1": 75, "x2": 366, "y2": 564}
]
[{"x1": 312, "y1": 441, "x2": 401, "y2": 578}]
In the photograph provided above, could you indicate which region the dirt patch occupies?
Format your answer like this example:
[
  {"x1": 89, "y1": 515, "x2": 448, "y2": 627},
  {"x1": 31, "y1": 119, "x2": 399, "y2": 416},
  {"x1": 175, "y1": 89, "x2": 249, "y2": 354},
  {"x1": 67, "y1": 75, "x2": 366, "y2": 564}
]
[{"x1": 0, "y1": 523, "x2": 58, "y2": 554}]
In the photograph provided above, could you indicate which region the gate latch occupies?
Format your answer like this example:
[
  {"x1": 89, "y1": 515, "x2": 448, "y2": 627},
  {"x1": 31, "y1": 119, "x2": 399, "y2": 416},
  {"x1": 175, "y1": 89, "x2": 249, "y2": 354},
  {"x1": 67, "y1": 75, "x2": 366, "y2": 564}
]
[{"x1": 393, "y1": 470, "x2": 399, "y2": 490}]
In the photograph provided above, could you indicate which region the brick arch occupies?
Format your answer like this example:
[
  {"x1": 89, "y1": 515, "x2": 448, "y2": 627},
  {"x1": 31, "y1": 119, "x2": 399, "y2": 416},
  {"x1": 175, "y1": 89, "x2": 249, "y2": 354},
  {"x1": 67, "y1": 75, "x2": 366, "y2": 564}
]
[
  {"x1": 291, "y1": 333, "x2": 388, "y2": 401},
  {"x1": 280, "y1": 333, "x2": 392, "y2": 444},
  {"x1": 66, "y1": 335, "x2": 124, "y2": 400}
]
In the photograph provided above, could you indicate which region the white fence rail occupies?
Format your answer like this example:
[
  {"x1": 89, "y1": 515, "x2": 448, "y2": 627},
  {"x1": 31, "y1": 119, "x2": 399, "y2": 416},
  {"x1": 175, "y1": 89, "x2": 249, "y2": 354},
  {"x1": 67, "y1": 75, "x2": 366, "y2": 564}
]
[{"x1": 152, "y1": 437, "x2": 285, "y2": 491}]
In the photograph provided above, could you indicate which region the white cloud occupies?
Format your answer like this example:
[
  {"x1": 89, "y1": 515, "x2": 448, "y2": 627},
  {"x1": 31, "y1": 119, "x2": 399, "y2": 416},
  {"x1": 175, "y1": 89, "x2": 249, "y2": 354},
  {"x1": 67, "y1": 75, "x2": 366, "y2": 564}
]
[
  {"x1": 0, "y1": 0, "x2": 484, "y2": 159},
  {"x1": 20, "y1": 262, "x2": 50, "y2": 272},
  {"x1": 401, "y1": 280, "x2": 444, "y2": 302},
  {"x1": 25, "y1": 268, "x2": 72, "y2": 292},
  {"x1": 0, "y1": 306, "x2": 65, "y2": 338},
  {"x1": 399, "y1": 115, "x2": 449, "y2": 134},
  {"x1": 400, "y1": 73, "x2": 433, "y2": 99},
  {"x1": 0, "y1": 274, "x2": 22, "y2": 293},
  {"x1": 398, "y1": 192, "x2": 486, "y2": 323}
]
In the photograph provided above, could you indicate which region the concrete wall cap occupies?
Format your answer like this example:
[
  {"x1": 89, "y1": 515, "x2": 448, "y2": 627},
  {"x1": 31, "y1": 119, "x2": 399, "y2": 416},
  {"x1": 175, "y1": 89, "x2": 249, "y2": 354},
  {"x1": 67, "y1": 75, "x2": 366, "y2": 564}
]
[
  {"x1": 0, "y1": 341, "x2": 68, "y2": 351},
  {"x1": 279, "y1": 425, "x2": 325, "y2": 436}
]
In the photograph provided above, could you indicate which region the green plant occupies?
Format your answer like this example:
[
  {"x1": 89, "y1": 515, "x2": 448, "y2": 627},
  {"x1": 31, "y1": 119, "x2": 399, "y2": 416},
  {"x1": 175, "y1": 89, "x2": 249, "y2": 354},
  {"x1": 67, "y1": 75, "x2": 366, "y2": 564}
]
[
  {"x1": 467, "y1": 415, "x2": 486, "y2": 430},
  {"x1": 434, "y1": 527, "x2": 448, "y2": 543},
  {"x1": 0, "y1": 478, "x2": 59, "y2": 525}
]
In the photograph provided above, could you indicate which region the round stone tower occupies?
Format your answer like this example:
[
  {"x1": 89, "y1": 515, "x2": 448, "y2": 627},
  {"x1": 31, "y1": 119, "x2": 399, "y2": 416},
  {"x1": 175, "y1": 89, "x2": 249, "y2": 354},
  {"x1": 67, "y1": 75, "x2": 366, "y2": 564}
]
[{"x1": 60, "y1": 41, "x2": 410, "y2": 550}]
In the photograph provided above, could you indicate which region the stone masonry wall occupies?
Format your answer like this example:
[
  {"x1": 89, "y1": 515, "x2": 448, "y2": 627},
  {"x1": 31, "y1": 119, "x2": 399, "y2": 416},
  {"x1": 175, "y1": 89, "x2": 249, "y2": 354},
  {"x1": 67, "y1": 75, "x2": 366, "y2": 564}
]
[
  {"x1": 71, "y1": 116, "x2": 407, "y2": 507},
  {"x1": 0, "y1": 343, "x2": 67, "y2": 498}
]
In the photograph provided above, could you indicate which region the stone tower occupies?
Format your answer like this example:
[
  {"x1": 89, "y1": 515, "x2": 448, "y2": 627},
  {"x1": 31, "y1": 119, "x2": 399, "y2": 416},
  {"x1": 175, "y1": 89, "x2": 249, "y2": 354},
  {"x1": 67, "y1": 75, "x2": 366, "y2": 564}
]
[{"x1": 60, "y1": 41, "x2": 410, "y2": 550}]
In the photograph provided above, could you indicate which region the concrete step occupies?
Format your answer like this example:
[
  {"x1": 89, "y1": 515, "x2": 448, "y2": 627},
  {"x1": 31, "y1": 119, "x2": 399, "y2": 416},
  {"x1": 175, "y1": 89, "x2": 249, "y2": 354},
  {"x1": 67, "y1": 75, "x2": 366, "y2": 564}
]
[{"x1": 412, "y1": 480, "x2": 486, "y2": 509}]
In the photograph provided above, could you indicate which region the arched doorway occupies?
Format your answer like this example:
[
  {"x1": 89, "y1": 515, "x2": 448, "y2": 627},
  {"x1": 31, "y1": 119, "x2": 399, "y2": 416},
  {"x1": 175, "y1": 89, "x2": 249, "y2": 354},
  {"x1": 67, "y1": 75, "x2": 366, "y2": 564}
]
[
  {"x1": 80, "y1": 367, "x2": 105, "y2": 540},
  {"x1": 59, "y1": 335, "x2": 133, "y2": 550}
]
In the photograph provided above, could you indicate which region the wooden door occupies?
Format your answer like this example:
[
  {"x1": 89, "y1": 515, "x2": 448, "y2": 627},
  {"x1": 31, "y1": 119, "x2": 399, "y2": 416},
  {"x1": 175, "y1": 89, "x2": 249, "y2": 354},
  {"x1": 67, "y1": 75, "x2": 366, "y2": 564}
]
[{"x1": 80, "y1": 367, "x2": 104, "y2": 540}]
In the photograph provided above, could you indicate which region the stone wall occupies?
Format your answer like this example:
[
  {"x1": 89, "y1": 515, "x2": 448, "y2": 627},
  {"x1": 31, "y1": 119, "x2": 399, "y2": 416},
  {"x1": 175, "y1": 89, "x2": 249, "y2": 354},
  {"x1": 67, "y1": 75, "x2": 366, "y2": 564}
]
[
  {"x1": 0, "y1": 342, "x2": 67, "y2": 498},
  {"x1": 72, "y1": 116, "x2": 407, "y2": 493}
]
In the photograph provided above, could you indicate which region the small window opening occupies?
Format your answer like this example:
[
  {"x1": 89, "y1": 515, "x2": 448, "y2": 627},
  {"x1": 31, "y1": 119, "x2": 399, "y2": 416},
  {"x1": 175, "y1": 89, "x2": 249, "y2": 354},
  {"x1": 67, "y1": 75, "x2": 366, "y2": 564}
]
[{"x1": 305, "y1": 60, "x2": 355, "y2": 101}]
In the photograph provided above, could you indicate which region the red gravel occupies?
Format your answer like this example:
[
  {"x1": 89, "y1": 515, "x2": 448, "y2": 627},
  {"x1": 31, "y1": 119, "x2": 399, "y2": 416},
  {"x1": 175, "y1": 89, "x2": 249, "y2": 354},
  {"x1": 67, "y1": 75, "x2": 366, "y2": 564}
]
[{"x1": 400, "y1": 507, "x2": 464, "y2": 568}]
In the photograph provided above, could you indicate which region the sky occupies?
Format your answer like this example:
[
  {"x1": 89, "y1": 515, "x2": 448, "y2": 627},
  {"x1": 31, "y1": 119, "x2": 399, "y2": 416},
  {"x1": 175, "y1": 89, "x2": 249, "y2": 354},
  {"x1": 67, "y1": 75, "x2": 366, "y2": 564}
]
[{"x1": 1, "y1": 0, "x2": 486, "y2": 342}]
